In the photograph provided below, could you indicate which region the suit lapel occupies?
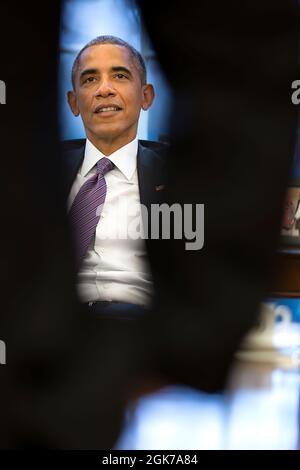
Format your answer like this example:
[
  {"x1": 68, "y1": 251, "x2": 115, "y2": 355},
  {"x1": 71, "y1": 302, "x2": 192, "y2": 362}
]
[
  {"x1": 137, "y1": 141, "x2": 167, "y2": 246},
  {"x1": 63, "y1": 140, "x2": 86, "y2": 197},
  {"x1": 137, "y1": 141, "x2": 167, "y2": 211}
]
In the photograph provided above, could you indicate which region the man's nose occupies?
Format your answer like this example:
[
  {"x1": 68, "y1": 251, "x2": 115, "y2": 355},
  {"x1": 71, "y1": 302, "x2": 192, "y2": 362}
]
[{"x1": 94, "y1": 79, "x2": 116, "y2": 97}]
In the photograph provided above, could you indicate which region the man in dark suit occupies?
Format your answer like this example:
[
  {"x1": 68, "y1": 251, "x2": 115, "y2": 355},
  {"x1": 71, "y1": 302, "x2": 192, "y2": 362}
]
[{"x1": 64, "y1": 35, "x2": 167, "y2": 318}]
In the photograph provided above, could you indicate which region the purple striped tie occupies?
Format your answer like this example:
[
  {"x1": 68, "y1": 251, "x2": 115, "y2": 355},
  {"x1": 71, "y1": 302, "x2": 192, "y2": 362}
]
[{"x1": 69, "y1": 157, "x2": 114, "y2": 270}]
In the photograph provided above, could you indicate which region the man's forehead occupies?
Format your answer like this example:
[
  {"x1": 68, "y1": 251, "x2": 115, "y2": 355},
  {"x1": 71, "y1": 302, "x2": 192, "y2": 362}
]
[{"x1": 78, "y1": 44, "x2": 135, "y2": 71}]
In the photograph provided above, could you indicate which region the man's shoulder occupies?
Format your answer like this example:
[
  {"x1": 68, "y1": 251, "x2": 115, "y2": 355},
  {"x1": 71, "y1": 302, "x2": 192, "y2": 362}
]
[
  {"x1": 138, "y1": 140, "x2": 169, "y2": 164},
  {"x1": 139, "y1": 139, "x2": 169, "y2": 153},
  {"x1": 61, "y1": 138, "x2": 86, "y2": 153}
]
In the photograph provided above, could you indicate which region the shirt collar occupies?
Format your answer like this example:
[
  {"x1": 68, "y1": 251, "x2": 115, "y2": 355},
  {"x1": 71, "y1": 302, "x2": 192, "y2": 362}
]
[{"x1": 81, "y1": 137, "x2": 138, "y2": 181}]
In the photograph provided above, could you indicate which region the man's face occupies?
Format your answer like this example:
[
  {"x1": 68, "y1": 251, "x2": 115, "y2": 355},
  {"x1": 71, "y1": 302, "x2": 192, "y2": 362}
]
[{"x1": 68, "y1": 44, "x2": 154, "y2": 151}]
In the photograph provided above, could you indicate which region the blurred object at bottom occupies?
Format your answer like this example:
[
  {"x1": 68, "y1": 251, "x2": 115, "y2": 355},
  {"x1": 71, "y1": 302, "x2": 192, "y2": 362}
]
[
  {"x1": 238, "y1": 302, "x2": 300, "y2": 369},
  {"x1": 116, "y1": 360, "x2": 300, "y2": 450}
]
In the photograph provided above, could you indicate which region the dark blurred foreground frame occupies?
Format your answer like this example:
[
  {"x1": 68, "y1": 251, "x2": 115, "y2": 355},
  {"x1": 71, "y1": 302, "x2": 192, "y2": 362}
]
[
  {"x1": 0, "y1": 0, "x2": 142, "y2": 449},
  {"x1": 0, "y1": 0, "x2": 299, "y2": 449},
  {"x1": 138, "y1": 0, "x2": 300, "y2": 389}
]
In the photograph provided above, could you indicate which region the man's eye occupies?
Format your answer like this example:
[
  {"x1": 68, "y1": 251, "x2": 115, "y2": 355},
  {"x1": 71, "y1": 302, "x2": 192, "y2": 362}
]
[
  {"x1": 114, "y1": 73, "x2": 127, "y2": 79},
  {"x1": 84, "y1": 77, "x2": 96, "y2": 84}
]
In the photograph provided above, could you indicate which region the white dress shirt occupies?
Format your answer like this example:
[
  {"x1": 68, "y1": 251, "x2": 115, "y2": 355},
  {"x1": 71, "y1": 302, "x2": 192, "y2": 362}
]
[{"x1": 68, "y1": 137, "x2": 153, "y2": 307}]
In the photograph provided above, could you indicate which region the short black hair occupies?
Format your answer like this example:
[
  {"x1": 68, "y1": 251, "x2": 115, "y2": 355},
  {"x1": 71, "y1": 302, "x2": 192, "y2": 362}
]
[{"x1": 71, "y1": 35, "x2": 147, "y2": 89}]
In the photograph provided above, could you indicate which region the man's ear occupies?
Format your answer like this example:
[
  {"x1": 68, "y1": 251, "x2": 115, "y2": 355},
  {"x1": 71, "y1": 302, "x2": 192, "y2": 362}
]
[
  {"x1": 141, "y1": 84, "x2": 155, "y2": 111},
  {"x1": 67, "y1": 90, "x2": 80, "y2": 117}
]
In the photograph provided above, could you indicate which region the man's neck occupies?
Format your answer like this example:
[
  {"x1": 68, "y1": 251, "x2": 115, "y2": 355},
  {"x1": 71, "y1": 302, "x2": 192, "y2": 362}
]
[{"x1": 87, "y1": 134, "x2": 138, "y2": 156}]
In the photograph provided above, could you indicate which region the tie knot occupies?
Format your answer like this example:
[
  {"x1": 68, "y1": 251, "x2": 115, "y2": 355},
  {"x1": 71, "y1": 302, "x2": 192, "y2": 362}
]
[{"x1": 96, "y1": 157, "x2": 114, "y2": 176}]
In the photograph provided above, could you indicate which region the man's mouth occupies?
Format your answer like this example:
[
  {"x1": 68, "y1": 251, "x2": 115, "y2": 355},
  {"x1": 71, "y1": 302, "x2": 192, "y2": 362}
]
[{"x1": 94, "y1": 105, "x2": 122, "y2": 114}]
